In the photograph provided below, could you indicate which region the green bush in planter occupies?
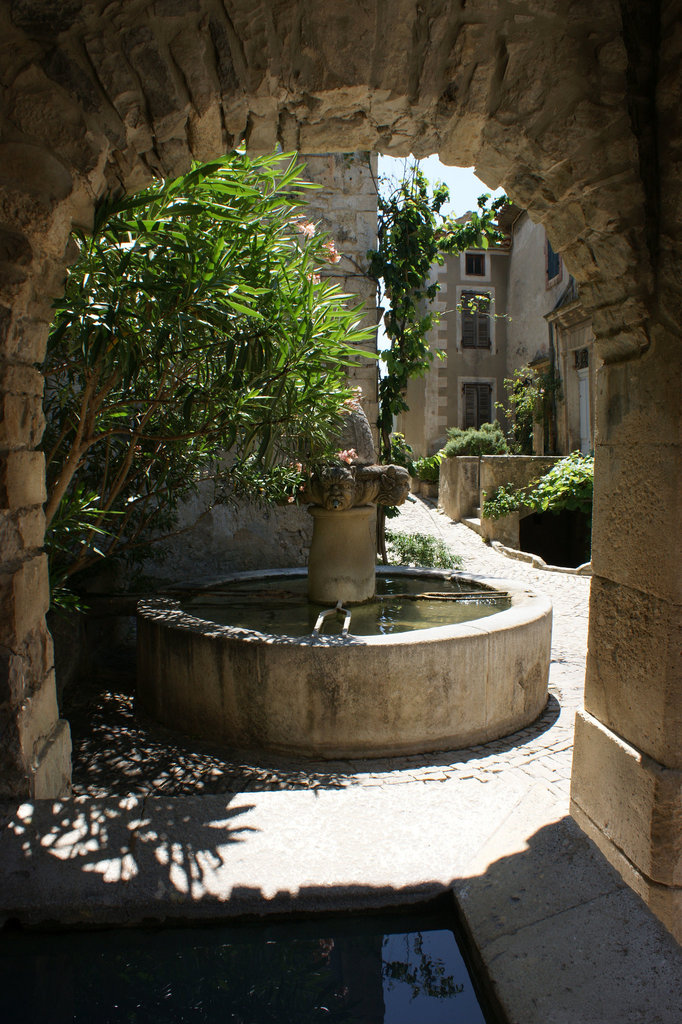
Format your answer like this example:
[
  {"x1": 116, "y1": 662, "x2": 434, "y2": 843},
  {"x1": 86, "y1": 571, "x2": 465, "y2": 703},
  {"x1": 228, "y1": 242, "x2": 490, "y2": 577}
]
[
  {"x1": 412, "y1": 453, "x2": 442, "y2": 483},
  {"x1": 482, "y1": 451, "x2": 594, "y2": 519},
  {"x1": 443, "y1": 420, "x2": 509, "y2": 457}
]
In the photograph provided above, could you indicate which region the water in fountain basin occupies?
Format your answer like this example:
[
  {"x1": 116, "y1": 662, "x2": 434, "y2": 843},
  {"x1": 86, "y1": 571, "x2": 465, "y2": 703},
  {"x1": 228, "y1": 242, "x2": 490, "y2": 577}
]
[{"x1": 182, "y1": 573, "x2": 510, "y2": 637}]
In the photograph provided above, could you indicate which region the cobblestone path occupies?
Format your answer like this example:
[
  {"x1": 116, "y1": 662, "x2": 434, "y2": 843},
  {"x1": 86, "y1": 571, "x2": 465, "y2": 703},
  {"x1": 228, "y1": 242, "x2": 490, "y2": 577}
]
[{"x1": 67, "y1": 497, "x2": 590, "y2": 805}]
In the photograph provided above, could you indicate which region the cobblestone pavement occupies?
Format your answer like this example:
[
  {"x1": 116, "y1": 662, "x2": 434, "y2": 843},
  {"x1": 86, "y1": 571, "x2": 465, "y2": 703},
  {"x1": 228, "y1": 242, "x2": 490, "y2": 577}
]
[{"x1": 67, "y1": 497, "x2": 590, "y2": 805}]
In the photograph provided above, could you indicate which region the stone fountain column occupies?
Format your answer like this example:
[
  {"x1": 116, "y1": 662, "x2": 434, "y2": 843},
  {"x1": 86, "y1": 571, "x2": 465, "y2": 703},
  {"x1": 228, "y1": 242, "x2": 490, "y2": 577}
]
[
  {"x1": 308, "y1": 505, "x2": 377, "y2": 604},
  {"x1": 300, "y1": 400, "x2": 410, "y2": 605}
]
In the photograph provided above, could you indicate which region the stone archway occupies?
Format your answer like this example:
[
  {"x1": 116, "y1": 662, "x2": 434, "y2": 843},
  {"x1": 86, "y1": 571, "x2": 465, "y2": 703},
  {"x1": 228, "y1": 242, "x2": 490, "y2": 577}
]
[{"x1": 0, "y1": 1, "x2": 679, "y2": 936}]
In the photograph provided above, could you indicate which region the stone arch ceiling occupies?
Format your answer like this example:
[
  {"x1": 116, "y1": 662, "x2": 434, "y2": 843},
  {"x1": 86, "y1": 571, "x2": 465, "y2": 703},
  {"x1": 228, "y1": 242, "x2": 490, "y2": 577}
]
[{"x1": 1, "y1": 0, "x2": 679, "y2": 368}]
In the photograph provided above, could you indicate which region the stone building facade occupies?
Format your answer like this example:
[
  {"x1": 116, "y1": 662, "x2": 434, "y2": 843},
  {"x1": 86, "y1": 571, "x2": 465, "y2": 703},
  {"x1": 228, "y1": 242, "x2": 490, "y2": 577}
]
[
  {"x1": 397, "y1": 205, "x2": 571, "y2": 456},
  {"x1": 546, "y1": 284, "x2": 599, "y2": 456},
  {"x1": 0, "y1": 1, "x2": 679, "y2": 939}
]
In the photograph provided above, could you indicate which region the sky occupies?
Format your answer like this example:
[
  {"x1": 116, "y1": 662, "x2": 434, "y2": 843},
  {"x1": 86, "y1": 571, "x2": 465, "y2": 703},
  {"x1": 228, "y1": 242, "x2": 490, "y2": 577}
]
[{"x1": 377, "y1": 153, "x2": 505, "y2": 219}]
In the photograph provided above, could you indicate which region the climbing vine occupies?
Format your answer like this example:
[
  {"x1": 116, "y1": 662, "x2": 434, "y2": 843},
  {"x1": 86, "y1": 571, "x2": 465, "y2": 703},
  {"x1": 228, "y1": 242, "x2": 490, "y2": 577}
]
[
  {"x1": 367, "y1": 161, "x2": 506, "y2": 462},
  {"x1": 367, "y1": 160, "x2": 506, "y2": 559}
]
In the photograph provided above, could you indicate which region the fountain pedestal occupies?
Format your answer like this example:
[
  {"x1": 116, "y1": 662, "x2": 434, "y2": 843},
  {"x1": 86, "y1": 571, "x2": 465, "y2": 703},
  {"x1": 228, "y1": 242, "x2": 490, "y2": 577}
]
[{"x1": 308, "y1": 505, "x2": 376, "y2": 604}]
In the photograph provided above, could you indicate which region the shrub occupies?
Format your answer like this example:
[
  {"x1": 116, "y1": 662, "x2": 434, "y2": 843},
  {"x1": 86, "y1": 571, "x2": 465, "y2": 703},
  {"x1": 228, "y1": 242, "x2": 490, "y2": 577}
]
[
  {"x1": 495, "y1": 367, "x2": 563, "y2": 454},
  {"x1": 530, "y1": 451, "x2": 593, "y2": 515},
  {"x1": 385, "y1": 531, "x2": 462, "y2": 569},
  {"x1": 482, "y1": 451, "x2": 594, "y2": 519},
  {"x1": 43, "y1": 151, "x2": 371, "y2": 603},
  {"x1": 481, "y1": 482, "x2": 525, "y2": 520},
  {"x1": 443, "y1": 421, "x2": 508, "y2": 457},
  {"x1": 412, "y1": 453, "x2": 442, "y2": 482}
]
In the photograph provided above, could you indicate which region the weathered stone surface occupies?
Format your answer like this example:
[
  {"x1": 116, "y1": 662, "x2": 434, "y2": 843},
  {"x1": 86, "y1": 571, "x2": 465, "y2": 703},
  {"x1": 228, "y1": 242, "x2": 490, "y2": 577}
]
[
  {"x1": 0, "y1": 508, "x2": 45, "y2": 562},
  {"x1": 308, "y1": 505, "x2": 376, "y2": 603},
  {"x1": 0, "y1": 451, "x2": 46, "y2": 508},
  {"x1": 591, "y1": 441, "x2": 680, "y2": 603},
  {"x1": 9, "y1": 0, "x2": 81, "y2": 35},
  {"x1": 0, "y1": 225, "x2": 32, "y2": 289},
  {"x1": 585, "y1": 577, "x2": 681, "y2": 770},
  {"x1": 42, "y1": 46, "x2": 102, "y2": 114},
  {"x1": 0, "y1": 391, "x2": 44, "y2": 449},
  {"x1": 0, "y1": 143, "x2": 73, "y2": 204},
  {"x1": 301, "y1": 463, "x2": 409, "y2": 511},
  {"x1": 571, "y1": 710, "x2": 682, "y2": 892},
  {"x1": 30, "y1": 717, "x2": 71, "y2": 798},
  {"x1": 137, "y1": 572, "x2": 551, "y2": 758},
  {"x1": 17, "y1": 668, "x2": 59, "y2": 764},
  {"x1": 0, "y1": 555, "x2": 49, "y2": 650}
]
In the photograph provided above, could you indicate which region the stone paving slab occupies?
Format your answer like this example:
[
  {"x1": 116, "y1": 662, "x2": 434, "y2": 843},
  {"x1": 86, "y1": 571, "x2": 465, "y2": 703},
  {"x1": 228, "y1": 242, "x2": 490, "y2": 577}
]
[{"x1": 1, "y1": 497, "x2": 680, "y2": 1022}]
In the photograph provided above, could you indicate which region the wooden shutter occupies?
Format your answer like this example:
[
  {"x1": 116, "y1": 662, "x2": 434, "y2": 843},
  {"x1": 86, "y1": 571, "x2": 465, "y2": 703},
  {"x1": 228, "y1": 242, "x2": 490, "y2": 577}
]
[
  {"x1": 547, "y1": 240, "x2": 561, "y2": 281},
  {"x1": 477, "y1": 383, "x2": 492, "y2": 425},
  {"x1": 463, "y1": 382, "x2": 492, "y2": 428},
  {"x1": 461, "y1": 291, "x2": 476, "y2": 347},
  {"x1": 461, "y1": 291, "x2": 491, "y2": 348},
  {"x1": 464, "y1": 384, "x2": 477, "y2": 427},
  {"x1": 477, "y1": 310, "x2": 490, "y2": 348}
]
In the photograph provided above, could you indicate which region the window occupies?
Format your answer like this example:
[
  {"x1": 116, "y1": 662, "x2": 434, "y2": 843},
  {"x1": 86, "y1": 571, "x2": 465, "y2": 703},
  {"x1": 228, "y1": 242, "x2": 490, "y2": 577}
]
[
  {"x1": 465, "y1": 252, "x2": 485, "y2": 276},
  {"x1": 463, "y1": 382, "x2": 492, "y2": 429},
  {"x1": 546, "y1": 238, "x2": 561, "y2": 283},
  {"x1": 461, "y1": 290, "x2": 491, "y2": 349}
]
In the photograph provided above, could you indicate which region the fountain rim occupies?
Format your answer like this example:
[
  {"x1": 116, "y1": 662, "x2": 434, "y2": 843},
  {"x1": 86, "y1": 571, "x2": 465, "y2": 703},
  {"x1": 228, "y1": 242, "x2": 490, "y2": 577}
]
[{"x1": 138, "y1": 566, "x2": 551, "y2": 648}]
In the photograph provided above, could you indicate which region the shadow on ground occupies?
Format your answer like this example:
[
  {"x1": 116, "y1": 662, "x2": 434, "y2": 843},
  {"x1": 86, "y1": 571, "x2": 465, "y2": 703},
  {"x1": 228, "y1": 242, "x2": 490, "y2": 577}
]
[
  {"x1": 1, "y1": 798, "x2": 679, "y2": 1023},
  {"x1": 65, "y1": 652, "x2": 562, "y2": 798}
]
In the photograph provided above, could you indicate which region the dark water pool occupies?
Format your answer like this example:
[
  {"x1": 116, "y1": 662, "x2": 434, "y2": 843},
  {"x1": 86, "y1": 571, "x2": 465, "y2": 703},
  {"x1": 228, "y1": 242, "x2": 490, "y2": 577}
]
[
  {"x1": 1, "y1": 909, "x2": 500, "y2": 1023},
  {"x1": 183, "y1": 573, "x2": 510, "y2": 637}
]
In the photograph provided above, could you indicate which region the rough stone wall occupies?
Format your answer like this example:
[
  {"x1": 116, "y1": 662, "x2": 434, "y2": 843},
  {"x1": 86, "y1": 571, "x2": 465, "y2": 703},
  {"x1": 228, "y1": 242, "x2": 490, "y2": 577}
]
[
  {"x1": 0, "y1": 0, "x2": 679, "y2": 937},
  {"x1": 300, "y1": 152, "x2": 379, "y2": 433}
]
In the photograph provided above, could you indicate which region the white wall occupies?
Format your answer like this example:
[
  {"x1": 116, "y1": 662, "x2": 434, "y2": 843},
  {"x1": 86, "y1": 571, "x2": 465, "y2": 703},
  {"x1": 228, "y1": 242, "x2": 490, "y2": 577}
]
[{"x1": 506, "y1": 211, "x2": 566, "y2": 373}]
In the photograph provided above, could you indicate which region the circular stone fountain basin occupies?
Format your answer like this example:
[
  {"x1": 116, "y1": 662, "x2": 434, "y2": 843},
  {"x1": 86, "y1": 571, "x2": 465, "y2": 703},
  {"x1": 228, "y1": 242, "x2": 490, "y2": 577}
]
[{"x1": 137, "y1": 567, "x2": 552, "y2": 759}]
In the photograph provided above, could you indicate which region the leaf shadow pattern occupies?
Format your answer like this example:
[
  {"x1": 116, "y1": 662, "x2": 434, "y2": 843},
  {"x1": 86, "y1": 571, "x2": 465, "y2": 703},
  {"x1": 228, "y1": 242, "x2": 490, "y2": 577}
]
[
  {"x1": 65, "y1": 663, "x2": 359, "y2": 798},
  {"x1": 2, "y1": 793, "x2": 258, "y2": 924}
]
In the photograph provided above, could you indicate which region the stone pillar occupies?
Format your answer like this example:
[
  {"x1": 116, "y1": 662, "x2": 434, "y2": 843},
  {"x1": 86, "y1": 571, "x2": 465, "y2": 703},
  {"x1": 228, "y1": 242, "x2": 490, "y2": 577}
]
[
  {"x1": 0, "y1": 300, "x2": 72, "y2": 799},
  {"x1": 307, "y1": 506, "x2": 377, "y2": 605},
  {"x1": 570, "y1": 325, "x2": 682, "y2": 940}
]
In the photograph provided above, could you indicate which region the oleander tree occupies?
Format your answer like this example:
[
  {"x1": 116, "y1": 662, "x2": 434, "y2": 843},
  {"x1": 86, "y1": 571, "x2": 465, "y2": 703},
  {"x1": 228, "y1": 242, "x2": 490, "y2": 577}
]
[{"x1": 44, "y1": 151, "x2": 372, "y2": 603}]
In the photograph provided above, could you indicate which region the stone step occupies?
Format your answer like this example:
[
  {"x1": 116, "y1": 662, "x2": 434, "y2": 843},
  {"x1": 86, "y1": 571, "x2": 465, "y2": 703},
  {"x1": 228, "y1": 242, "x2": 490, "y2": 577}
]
[{"x1": 462, "y1": 516, "x2": 487, "y2": 538}]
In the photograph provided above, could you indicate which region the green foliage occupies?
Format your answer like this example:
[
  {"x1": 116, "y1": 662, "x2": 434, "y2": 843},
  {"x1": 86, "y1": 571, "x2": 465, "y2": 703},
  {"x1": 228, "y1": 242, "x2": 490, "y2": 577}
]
[
  {"x1": 385, "y1": 530, "x2": 462, "y2": 570},
  {"x1": 496, "y1": 366, "x2": 562, "y2": 454},
  {"x1": 368, "y1": 161, "x2": 506, "y2": 461},
  {"x1": 481, "y1": 482, "x2": 525, "y2": 520},
  {"x1": 389, "y1": 431, "x2": 416, "y2": 475},
  {"x1": 443, "y1": 420, "x2": 508, "y2": 457},
  {"x1": 44, "y1": 151, "x2": 372, "y2": 598},
  {"x1": 529, "y1": 450, "x2": 594, "y2": 515},
  {"x1": 482, "y1": 452, "x2": 594, "y2": 519},
  {"x1": 412, "y1": 453, "x2": 442, "y2": 483}
]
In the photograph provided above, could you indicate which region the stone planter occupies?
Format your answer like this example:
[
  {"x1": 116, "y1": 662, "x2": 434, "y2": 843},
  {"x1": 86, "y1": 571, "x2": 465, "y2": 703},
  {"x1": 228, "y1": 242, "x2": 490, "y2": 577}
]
[
  {"x1": 419, "y1": 480, "x2": 439, "y2": 499},
  {"x1": 439, "y1": 456, "x2": 480, "y2": 520}
]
